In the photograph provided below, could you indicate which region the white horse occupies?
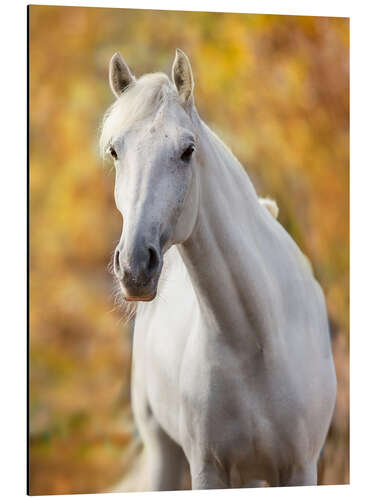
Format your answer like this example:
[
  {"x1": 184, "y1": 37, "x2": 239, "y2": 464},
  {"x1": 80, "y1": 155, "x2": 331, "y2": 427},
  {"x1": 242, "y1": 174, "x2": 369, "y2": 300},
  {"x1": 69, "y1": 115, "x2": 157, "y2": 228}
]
[{"x1": 100, "y1": 49, "x2": 336, "y2": 490}]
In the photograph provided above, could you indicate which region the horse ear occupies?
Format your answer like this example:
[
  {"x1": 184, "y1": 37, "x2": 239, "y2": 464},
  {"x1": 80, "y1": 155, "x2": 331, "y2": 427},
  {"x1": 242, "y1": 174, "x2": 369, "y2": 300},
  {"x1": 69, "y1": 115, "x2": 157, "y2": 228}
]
[
  {"x1": 109, "y1": 52, "x2": 135, "y2": 98},
  {"x1": 172, "y1": 49, "x2": 194, "y2": 104}
]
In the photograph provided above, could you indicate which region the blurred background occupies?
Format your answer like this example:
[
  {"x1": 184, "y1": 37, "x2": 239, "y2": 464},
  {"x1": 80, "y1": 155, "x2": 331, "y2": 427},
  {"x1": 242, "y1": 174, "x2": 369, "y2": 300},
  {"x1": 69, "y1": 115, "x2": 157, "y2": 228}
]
[{"x1": 29, "y1": 5, "x2": 349, "y2": 495}]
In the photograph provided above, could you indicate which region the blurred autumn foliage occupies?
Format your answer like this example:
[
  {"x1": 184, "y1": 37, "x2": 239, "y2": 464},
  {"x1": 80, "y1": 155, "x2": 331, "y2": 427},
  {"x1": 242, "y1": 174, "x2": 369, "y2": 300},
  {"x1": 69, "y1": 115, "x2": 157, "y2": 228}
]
[{"x1": 29, "y1": 5, "x2": 349, "y2": 495}]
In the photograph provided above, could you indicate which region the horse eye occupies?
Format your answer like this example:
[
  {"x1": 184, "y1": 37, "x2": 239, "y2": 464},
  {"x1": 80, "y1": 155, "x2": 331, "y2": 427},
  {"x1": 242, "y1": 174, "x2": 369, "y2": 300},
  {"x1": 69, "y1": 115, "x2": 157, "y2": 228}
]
[
  {"x1": 109, "y1": 146, "x2": 118, "y2": 160},
  {"x1": 181, "y1": 144, "x2": 195, "y2": 163}
]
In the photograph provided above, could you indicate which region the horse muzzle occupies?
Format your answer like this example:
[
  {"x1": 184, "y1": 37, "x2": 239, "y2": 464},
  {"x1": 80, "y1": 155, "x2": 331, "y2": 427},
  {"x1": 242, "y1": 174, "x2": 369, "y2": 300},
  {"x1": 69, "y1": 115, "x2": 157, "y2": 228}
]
[{"x1": 114, "y1": 243, "x2": 162, "y2": 301}]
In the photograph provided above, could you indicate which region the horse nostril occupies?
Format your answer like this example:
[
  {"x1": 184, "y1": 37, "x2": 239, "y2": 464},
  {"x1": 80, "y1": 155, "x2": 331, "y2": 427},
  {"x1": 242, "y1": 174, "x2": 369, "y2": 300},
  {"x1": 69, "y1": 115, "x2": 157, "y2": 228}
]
[
  {"x1": 147, "y1": 246, "x2": 159, "y2": 274},
  {"x1": 114, "y1": 248, "x2": 122, "y2": 277}
]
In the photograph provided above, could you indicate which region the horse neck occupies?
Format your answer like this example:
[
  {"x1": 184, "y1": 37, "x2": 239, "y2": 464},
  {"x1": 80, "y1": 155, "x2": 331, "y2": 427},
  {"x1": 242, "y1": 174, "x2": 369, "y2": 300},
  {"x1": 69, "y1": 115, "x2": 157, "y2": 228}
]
[{"x1": 178, "y1": 120, "x2": 275, "y2": 347}]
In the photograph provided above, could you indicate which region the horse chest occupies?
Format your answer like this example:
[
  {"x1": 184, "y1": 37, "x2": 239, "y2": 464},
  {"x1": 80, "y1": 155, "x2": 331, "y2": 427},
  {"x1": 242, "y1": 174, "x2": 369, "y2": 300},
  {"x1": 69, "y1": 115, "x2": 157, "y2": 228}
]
[{"x1": 178, "y1": 337, "x2": 271, "y2": 454}]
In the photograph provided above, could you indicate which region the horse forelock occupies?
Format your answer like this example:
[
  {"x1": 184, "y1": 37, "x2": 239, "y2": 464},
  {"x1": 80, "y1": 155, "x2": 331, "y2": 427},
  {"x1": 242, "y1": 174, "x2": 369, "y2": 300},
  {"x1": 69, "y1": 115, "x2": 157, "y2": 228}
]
[{"x1": 99, "y1": 72, "x2": 176, "y2": 157}]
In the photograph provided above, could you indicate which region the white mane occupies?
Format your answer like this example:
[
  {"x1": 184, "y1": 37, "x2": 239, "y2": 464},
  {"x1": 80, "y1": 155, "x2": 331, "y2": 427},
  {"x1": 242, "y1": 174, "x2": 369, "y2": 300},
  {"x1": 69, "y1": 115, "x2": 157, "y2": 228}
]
[{"x1": 99, "y1": 73, "x2": 177, "y2": 157}]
